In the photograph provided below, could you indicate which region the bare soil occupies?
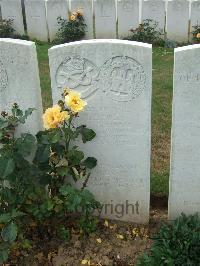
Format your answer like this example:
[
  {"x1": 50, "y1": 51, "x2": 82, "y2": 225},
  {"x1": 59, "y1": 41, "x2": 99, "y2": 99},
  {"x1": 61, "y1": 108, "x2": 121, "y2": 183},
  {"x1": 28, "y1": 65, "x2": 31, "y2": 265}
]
[{"x1": 9, "y1": 206, "x2": 167, "y2": 266}]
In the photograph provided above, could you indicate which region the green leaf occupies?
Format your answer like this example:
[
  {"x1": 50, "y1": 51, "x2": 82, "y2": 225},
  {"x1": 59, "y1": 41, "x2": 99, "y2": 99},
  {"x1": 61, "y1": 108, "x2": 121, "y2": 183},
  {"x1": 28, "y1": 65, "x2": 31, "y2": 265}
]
[
  {"x1": 82, "y1": 157, "x2": 97, "y2": 169},
  {"x1": 36, "y1": 131, "x2": 49, "y2": 144},
  {"x1": 48, "y1": 128, "x2": 62, "y2": 143},
  {"x1": 77, "y1": 126, "x2": 96, "y2": 143},
  {"x1": 11, "y1": 210, "x2": 25, "y2": 219},
  {"x1": 0, "y1": 188, "x2": 16, "y2": 205},
  {"x1": 16, "y1": 133, "x2": 36, "y2": 157},
  {"x1": 0, "y1": 130, "x2": 3, "y2": 140},
  {"x1": 68, "y1": 194, "x2": 82, "y2": 212},
  {"x1": 0, "y1": 211, "x2": 24, "y2": 224},
  {"x1": 34, "y1": 144, "x2": 50, "y2": 163},
  {"x1": 0, "y1": 249, "x2": 8, "y2": 263},
  {"x1": 0, "y1": 119, "x2": 8, "y2": 129},
  {"x1": 0, "y1": 214, "x2": 11, "y2": 223},
  {"x1": 1, "y1": 222, "x2": 17, "y2": 242},
  {"x1": 68, "y1": 149, "x2": 84, "y2": 165},
  {"x1": 42, "y1": 200, "x2": 54, "y2": 211},
  {"x1": 59, "y1": 185, "x2": 75, "y2": 196},
  {"x1": 57, "y1": 166, "x2": 69, "y2": 177},
  {"x1": 24, "y1": 108, "x2": 35, "y2": 119},
  {"x1": 63, "y1": 127, "x2": 74, "y2": 139},
  {"x1": 15, "y1": 108, "x2": 23, "y2": 117},
  {"x1": 0, "y1": 157, "x2": 15, "y2": 179},
  {"x1": 39, "y1": 174, "x2": 52, "y2": 186}
]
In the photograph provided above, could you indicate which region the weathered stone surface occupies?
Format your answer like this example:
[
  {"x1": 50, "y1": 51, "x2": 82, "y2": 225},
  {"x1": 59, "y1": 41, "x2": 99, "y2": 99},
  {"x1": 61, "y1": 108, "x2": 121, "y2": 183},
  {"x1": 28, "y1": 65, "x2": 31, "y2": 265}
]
[
  {"x1": 0, "y1": 0, "x2": 24, "y2": 35},
  {"x1": 166, "y1": 0, "x2": 189, "y2": 42},
  {"x1": 94, "y1": 0, "x2": 116, "y2": 38},
  {"x1": 24, "y1": 0, "x2": 48, "y2": 41},
  {"x1": 0, "y1": 38, "x2": 43, "y2": 135},
  {"x1": 169, "y1": 44, "x2": 200, "y2": 220},
  {"x1": 46, "y1": 0, "x2": 69, "y2": 42},
  {"x1": 142, "y1": 0, "x2": 166, "y2": 32},
  {"x1": 71, "y1": 0, "x2": 94, "y2": 39},
  {"x1": 48, "y1": 40, "x2": 152, "y2": 223},
  {"x1": 117, "y1": 0, "x2": 139, "y2": 38}
]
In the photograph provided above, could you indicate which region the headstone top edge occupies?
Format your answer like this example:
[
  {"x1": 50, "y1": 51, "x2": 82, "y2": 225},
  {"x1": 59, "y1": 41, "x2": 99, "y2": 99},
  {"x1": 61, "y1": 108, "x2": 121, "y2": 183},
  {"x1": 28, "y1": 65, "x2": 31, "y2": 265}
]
[
  {"x1": 24, "y1": 0, "x2": 46, "y2": 2},
  {"x1": 49, "y1": 39, "x2": 152, "y2": 53},
  {"x1": 168, "y1": 0, "x2": 189, "y2": 2},
  {"x1": 175, "y1": 44, "x2": 200, "y2": 53},
  {"x1": 0, "y1": 38, "x2": 35, "y2": 47},
  {"x1": 143, "y1": 0, "x2": 166, "y2": 2},
  {"x1": 46, "y1": 0, "x2": 67, "y2": 2}
]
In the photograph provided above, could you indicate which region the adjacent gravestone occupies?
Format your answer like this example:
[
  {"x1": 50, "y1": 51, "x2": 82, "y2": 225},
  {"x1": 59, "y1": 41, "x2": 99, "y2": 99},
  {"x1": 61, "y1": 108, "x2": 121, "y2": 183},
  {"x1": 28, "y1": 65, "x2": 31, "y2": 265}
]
[
  {"x1": 24, "y1": 0, "x2": 48, "y2": 41},
  {"x1": 117, "y1": 0, "x2": 139, "y2": 38},
  {"x1": 0, "y1": 38, "x2": 43, "y2": 135},
  {"x1": 191, "y1": 0, "x2": 200, "y2": 32},
  {"x1": 46, "y1": 0, "x2": 69, "y2": 42},
  {"x1": 70, "y1": 0, "x2": 94, "y2": 39},
  {"x1": 0, "y1": 2, "x2": 2, "y2": 20},
  {"x1": 94, "y1": 0, "x2": 116, "y2": 38},
  {"x1": 142, "y1": 0, "x2": 166, "y2": 33},
  {"x1": 167, "y1": 0, "x2": 189, "y2": 42},
  {"x1": 169, "y1": 44, "x2": 200, "y2": 220},
  {"x1": 0, "y1": 0, "x2": 24, "y2": 35},
  {"x1": 48, "y1": 40, "x2": 152, "y2": 223}
]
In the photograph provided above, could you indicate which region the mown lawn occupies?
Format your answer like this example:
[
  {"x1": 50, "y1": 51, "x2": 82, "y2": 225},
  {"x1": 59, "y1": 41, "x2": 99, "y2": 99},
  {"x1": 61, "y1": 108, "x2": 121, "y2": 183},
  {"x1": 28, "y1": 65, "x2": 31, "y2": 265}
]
[{"x1": 36, "y1": 43, "x2": 174, "y2": 197}]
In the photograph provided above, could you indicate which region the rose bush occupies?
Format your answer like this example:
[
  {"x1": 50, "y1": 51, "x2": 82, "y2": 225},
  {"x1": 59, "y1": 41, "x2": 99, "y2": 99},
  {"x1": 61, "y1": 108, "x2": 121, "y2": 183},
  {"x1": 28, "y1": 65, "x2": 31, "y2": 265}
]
[
  {"x1": 0, "y1": 89, "x2": 100, "y2": 263},
  {"x1": 54, "y1": 9, "x2": 86, "y2": 44},
  {"x1": 192, "y1": 24, "x2": 200, "y2": 43}
]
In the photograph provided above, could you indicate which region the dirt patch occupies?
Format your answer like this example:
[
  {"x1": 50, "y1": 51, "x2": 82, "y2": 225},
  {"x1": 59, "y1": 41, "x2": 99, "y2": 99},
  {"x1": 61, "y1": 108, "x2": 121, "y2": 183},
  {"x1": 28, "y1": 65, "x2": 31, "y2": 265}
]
[
  {"x1": 151, "y1": 195, "x2": 168, "y2": 209},
  {"x1": 9, "y1": 209, "x2": 167, "y2": 266}
]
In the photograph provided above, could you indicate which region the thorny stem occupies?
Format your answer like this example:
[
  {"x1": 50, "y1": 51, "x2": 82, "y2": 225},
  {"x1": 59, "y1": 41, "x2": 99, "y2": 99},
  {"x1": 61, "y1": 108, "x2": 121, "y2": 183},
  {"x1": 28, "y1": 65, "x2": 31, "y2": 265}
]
[
  {"x1": 65, "y1": 116, "x2": 73, "y2": 151},
  {"x1": 81, "y1": 173, "x2": 91, "y2": 190}
]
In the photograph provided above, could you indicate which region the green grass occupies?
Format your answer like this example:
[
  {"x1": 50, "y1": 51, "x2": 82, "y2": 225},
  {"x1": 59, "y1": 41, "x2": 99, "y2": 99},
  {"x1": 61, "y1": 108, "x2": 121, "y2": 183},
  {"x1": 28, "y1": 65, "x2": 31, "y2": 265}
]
[
  {"x1": 36, "y1": 43, "x2": 53, "y2": 110},
  {"x1": 36, "y1": 43, "x2": 174, "y2": 196},
  {"x1": 151, "y1": 47, "x2": 174, "y2": 195}
]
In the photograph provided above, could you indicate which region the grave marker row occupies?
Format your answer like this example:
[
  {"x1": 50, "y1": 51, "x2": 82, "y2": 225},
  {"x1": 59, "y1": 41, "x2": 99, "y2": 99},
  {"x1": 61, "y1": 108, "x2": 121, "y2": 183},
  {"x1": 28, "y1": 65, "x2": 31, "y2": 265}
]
[{"x1": 1, "y1": 0, "x2": 200, "y2": 42}]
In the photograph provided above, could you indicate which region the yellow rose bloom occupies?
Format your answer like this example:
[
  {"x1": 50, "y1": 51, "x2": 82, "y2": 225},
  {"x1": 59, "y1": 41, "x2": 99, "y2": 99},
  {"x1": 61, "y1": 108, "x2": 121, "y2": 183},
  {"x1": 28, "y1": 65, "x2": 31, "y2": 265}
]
[
  {"x1": 197, "y1": 33, "x2": 200, "y2": 38},
  {"x1": 70, "y1": 14, "x2": 76, "y2": 21},
  {"x1": 43, "y1": 105, "x2": 70, "y2": 129},
  {"x1": 65, "y1": 90, "x2": 87, "y2": 113}
]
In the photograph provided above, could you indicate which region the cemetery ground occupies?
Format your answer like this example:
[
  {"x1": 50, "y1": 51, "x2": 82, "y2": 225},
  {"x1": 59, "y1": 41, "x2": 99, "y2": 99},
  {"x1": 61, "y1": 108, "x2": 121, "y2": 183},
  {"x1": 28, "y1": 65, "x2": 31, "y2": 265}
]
[
  {"x1": 37, "y1": 43, "x2": 174, "y2": 199},
  {"x1": 12, "y1": 209, "x2": 166, "y2": 266}
]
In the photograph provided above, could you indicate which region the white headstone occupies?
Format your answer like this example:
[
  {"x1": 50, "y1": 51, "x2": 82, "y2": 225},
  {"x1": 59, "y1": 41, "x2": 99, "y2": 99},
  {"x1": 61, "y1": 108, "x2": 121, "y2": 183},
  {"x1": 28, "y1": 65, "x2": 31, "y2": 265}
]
[
  {"x1": 169, "y1": 44, "x2": 200, "y2": 220},
  {"x1": 117, "y1": 0, "x2": 139, "y2": 38},
  {"x1": 0, "y1": 0, "x2": 24, "y2": 35},
  {"x1": 46, "y1": 0, "x2": 69, "y2": 42},
  {"x1": 191, "y1": 0, "x2": 200, "y2": 29},
  {"x1": 24, "y1": 0, "x2": 48, "y2": 41},
  {"x1": 94, "y1": 0, "x2": 116, "y2": 38},
  {"x1": 0, "y1": 39, "x2": 43, "y2": 135},
  {"x1": 142, "y1": 0, "x2": 166, "y2": 33},
  {"x1": 70, "y1": 0, "x2": 94, "y2": 39},
  {"x1": 166, "y1": 0, "x2": 189, "y2": 42},
  {"x1": 48, "y1": 40, "x2": 152, "y2": 223}
]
